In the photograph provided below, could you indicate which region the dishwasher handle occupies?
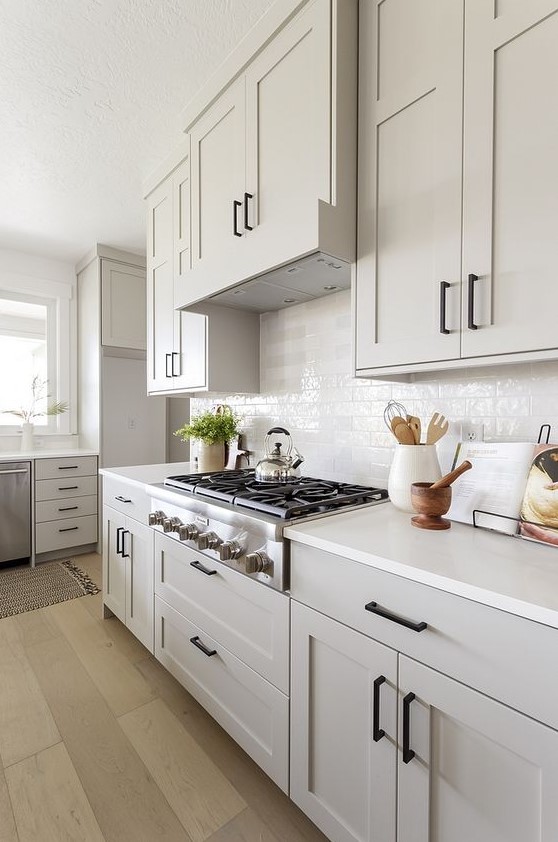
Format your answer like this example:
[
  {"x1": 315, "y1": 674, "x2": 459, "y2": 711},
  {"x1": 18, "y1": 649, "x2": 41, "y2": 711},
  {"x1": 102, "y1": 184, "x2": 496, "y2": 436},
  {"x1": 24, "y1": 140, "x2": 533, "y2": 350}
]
[{"x1": 0, "y1": 469, "x2": 28, "y2": 475}]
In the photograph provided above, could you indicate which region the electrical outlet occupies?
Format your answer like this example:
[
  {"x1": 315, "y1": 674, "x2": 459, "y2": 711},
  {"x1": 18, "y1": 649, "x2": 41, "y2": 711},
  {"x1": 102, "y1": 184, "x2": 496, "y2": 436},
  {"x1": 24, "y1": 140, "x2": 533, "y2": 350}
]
[
  {"x1": 127, "y1": 417, "x2": 136, "y2": 430},
  {"x1": 462, "y1": 422, "x2": 484, "y2": 442}
]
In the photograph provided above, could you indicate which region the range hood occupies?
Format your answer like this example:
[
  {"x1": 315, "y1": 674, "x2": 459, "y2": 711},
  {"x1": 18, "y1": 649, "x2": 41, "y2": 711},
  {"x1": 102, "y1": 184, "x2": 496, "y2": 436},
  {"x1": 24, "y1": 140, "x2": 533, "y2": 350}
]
[{"x1": 207, "y1": 252, "x2": 351, "y2": 313}]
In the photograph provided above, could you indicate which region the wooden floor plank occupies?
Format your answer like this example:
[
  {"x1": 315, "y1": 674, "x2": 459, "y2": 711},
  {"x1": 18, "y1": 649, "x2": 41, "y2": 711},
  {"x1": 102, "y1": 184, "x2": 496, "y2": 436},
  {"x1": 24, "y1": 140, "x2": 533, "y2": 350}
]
[
  {"x1": 207, "y1": 807, "x2": 281, "y2": 842},
  {"x1": 0, "y1": 617, "x2": 61, "y2": 768},
  {"x1": 135, "y1": 657, "x2": 327, "y2": 842},
  {"x1": 0, "y1": 765, "x2": 18, "y2": 842},
  {"x1": 13, "y1": 605, "x2": 61, "y2": 649},
  {"x1": 46, "y1": 596, "x2": 156, "y2": 716},
  {"x1": 120, "y1": 698, "x2": 245, "y2": 842},
  {"x1": 23, "y1": 633, "x2": 191, "y2": 842},
  {"x1": 5, "y1": 742, "x2": 105, "y2": 842}
]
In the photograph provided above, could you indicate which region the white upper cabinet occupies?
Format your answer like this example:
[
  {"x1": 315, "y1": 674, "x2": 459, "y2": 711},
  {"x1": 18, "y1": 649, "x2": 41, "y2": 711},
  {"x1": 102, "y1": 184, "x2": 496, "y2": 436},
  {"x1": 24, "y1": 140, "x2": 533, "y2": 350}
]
[
  {"x1": 146, "y1": 150, "x2": 259, "y2": 396},
  {"x1": 356, "y1": 0, "x2": 558, "y2": 377},
  {"x1": 101, "y1": 259, "x2": 147, "y2": 350},
  {"x1": 356, "y1": 0, "x2": 463, "y2": 371},
  {"x1": 462, "y1": 0, "x2": 558, "y2": 358},
  {"x1": 173, "y1": 0, "x2": 357, "y2": 309}
]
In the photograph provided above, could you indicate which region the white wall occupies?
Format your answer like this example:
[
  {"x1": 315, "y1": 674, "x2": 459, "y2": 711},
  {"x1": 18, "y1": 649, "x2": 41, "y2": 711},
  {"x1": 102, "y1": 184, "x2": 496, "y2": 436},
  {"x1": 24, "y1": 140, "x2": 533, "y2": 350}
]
[
  {"x1": 191, "y1": 290, "x2": 558, "y2": 485},
  {"x1": 0, "y1": 248, "x2": 78, "y2": 451}
]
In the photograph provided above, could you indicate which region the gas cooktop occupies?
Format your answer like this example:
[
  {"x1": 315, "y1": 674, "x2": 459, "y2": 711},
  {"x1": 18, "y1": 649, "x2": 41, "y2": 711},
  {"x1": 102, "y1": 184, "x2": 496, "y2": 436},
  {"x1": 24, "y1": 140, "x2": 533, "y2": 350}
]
[{"x1": 164, "y1": 470, "x2": 388, "y2": 520}]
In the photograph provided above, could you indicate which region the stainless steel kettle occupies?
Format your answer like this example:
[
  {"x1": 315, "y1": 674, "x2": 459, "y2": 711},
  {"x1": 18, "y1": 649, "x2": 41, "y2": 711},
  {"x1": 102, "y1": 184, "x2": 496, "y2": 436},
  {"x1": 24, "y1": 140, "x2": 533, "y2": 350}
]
[{"x1": 254, "y1": 427, "x2": 305, "y2": 483}]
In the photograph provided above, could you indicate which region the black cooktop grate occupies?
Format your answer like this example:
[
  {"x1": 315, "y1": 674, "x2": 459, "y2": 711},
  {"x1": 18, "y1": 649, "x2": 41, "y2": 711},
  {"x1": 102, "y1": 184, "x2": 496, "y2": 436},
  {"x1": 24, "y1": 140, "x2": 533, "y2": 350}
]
[{"x1": 164, "y1": 470, "x2": 387, "y2": 519}]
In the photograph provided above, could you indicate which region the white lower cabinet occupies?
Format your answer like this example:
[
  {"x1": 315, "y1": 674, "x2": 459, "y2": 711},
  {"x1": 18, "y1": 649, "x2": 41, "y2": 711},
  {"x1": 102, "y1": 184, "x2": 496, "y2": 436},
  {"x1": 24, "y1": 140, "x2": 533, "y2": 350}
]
[
  {"x1": 154, "y1": 596, "x2": 289, "y2": 792},
  {"x1": 290, "y1": 543, "x2": 558, "y2": 842},
  {"x1": 291, "y1": 601, "x2": 397, "y2": 842},
  {"x1": 398, "y1": 656, "x2": 558, "y2": 842},
  {"x1": 102, "y1": 505, "x2": 154, "y2": 652}
]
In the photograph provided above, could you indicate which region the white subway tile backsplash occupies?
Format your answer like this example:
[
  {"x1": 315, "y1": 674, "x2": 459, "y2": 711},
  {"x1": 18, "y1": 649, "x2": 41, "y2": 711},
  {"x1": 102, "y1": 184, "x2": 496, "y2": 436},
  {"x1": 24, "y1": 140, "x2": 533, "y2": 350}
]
[{"x1": 191, "y1": 290, "x2": 558, "y2": 484}]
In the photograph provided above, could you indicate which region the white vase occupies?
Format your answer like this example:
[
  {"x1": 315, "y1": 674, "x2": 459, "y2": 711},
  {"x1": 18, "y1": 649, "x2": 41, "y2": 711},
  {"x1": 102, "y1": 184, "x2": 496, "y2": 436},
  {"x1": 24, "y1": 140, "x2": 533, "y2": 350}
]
[
  {"x1": 20, "y1": 422, "x2": 34, "y2": 452},
  {"x1": 197, "y1": 442, "x2": 224, "y2": 472},
  {"x1": 388, "y1": 445, "x2": 442, "y2": 512}
]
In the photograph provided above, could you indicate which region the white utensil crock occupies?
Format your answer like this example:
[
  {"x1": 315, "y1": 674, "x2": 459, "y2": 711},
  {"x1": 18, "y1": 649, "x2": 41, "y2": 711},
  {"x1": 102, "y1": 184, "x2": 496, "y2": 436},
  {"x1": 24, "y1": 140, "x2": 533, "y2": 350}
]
[{"x1": 388, "y1": 445, "x2": 442, "y2": 512}]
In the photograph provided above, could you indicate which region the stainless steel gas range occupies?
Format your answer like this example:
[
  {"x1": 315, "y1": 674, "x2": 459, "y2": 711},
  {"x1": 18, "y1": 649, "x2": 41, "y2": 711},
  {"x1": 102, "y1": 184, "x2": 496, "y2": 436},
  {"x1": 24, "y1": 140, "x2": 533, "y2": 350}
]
[{"x1": 148, "y1": 470, "x2": 388, "y2": 591}]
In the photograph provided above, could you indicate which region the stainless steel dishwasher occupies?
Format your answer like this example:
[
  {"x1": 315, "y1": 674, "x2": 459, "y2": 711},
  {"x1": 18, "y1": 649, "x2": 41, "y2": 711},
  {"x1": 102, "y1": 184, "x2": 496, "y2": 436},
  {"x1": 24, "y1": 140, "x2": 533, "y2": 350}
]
[{"x1": 0, "y1": 461, "x2": 31, "y2": 565}]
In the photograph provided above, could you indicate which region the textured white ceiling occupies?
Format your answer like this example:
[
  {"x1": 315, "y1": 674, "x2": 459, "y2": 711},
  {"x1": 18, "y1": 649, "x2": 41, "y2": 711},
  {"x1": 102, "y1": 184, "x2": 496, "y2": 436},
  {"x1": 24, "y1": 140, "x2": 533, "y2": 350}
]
[{"x1": 0, "y1": 0, "x2": 274, "y2": 263}]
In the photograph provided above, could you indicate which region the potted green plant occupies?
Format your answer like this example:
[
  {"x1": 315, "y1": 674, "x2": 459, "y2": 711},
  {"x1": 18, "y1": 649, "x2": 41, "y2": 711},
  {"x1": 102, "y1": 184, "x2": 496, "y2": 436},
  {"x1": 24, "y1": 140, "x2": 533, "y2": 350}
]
[
  {"x1": 174, "y1": 406, "x2": 241, "y2": 471},
  {"x1": 2, "y1": 376, "x2": 68, "y2": 451}
]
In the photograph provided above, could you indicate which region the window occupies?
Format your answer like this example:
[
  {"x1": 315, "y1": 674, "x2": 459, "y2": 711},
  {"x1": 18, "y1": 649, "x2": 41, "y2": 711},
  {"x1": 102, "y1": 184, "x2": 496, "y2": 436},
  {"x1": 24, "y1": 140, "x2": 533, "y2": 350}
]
[{"x1": 0, "y1": 278, "x2": 73, "y2": 435}]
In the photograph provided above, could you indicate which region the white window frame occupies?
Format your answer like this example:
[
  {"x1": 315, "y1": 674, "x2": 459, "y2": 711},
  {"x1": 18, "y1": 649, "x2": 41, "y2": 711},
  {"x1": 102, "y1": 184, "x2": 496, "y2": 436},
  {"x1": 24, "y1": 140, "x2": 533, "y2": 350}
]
[{"x1": 0, "y1": 274, "x2": 75, "y2": 436}]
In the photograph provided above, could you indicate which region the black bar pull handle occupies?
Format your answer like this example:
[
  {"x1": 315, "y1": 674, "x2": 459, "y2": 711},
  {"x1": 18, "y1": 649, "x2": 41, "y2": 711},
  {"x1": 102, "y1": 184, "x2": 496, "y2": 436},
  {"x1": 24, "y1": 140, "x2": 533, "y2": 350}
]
[
  {"x1": 373, "y1": 676, "x2": 386, "y2": 742},
  {"x1": 116, "y1": 526, "x2": 124, "y2": 555},
  {"x1": 121, "y1": 530, "x2": 131, "y2": 559},
  {"x1": 58, "y1": 485, "x2": 79, "y2": 491},
  {"x1": 233, "y1": 200, "x2": 242, "y2": 237},
  {"x1": 190, "y1": 560, "x2": 217, "y2": 576},
  {"x1": 402, "y1": 692, "x2": 416, "y2": 764},
  {"x1": 439, "y1": 281, "x2": 450, "y2": 335},
  {"x1": 171, "y1": 351, "x2": 180, "y2": 377},
  {"x1": 58, "y1": 505, "x2": 78, "y2": 512},
  {"x1": 115, "y1": 496, "x2": 132, "y2": 503},
  {"x1": 243, "y1": 192, "x2": 254, "y2": 230},
  {"x1": 58, "y1": 465, "x2": 79, "y2": 470},
  {"x1": 365, "y1": 601, "x2": 427, "y2": 632},
  {"x1": 59, "y1": 526, "x2": 79, "y2": 533},
  {"x1": 190, "y1": 635, "x2": 217, "y2": 657},
  {"x1": 468, "y1": 273, "x2": 479, "y2": 330},
  {"x1": 165, "y1": 353, "x2": 172, "y2": 377}
]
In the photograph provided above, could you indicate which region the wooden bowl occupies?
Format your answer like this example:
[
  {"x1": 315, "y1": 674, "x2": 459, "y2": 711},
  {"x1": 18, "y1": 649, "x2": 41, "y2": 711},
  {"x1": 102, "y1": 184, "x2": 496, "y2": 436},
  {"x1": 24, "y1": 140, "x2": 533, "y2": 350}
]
[{"x1": 410, "y1": 482, "x2": 452, "y2": 530}]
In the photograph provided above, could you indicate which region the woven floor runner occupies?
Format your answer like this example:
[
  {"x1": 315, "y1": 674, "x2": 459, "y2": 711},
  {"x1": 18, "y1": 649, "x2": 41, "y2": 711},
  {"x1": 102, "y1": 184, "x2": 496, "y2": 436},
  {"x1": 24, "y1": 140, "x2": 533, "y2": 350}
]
[{"x1": 0, "y1": 560, "x2": 100, "y2": 619}]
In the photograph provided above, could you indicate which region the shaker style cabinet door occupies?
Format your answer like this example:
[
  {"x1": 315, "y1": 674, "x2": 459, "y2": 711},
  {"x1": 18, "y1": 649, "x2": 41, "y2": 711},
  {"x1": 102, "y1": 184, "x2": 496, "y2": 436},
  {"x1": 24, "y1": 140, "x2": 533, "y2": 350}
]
[
  {"x1": 356, "y1": 0, "x2": 463, "y2": 370},
  {"x1": 146, "y1": 177, "x2": 175, "y2": 392},
  {"x1": 124, "y1": 519, "x2": 154, "y2": 652},
  {"x1": 244, "y1": 0, "x2": 331, "y2": 275},
  {"x1": 291, "y1": 601, "x2": 397, "y2": 842},
  {"x1": 102, "y1": 506, "x2": 127, "y2": 624},
  {"x1": 101, "y1": 260, "x2": 147, "y2": 350},
  {"x1": 189, "y1": 78, "x2": 246, "y2": 285},
  {"x1": 461, "y1": 0, "x2": 558, "y2": 358},
  {"x1": 398, "y1": 655, "x2": 558, "y2": 842}
]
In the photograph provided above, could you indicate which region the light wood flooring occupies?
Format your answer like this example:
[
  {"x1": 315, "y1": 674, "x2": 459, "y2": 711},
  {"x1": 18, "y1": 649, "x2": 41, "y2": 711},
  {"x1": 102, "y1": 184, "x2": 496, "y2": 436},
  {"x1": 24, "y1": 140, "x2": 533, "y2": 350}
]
[{"x1": 0, "y1": 553, "x2": 327, "y2": 842}]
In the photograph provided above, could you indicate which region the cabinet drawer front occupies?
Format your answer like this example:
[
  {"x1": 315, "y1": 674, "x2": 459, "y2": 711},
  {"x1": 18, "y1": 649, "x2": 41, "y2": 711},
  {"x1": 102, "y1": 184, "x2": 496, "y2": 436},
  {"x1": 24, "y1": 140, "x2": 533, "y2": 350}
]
[
  {"x1": 103, "y1": 476, "x2": 150, "y2": 522},
  {"x1": 35, "y1": 456, "x2": 98, "y2": 480},
  {"x1": 155, "y1": 532, "x2": 289, "y2": 693},
  {"x1": 35, "y1": 476, "x2": 98, "y2": 501},
  {"x1": 35, "y1": 515, "x2": 98, "y2": 554},
  {"x1": 291, "y1": 543, "x2": 558, "y2": 731},
  {"x1": 36, "y1": 495, "x2": 98, "y2": 523},
  {"x1": 154, "y1": 596, "x2": 289, "y2": 793}
]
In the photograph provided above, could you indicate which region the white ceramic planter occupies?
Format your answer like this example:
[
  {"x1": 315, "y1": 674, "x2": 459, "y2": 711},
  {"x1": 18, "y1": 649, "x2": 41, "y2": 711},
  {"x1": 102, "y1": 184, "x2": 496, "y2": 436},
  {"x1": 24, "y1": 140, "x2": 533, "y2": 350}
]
[
  {"x1": 198, "y1": 442, "x2": 225, "y2": 472},
  {"x1": 388, "y1": 444, "x2": 442, "y2": 512}
]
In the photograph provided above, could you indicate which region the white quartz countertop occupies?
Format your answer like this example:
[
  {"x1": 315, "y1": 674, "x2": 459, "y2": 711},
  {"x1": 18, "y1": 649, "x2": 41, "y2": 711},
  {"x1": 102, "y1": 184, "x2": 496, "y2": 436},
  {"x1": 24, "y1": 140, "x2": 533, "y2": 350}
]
[
  {"x1": 0, "y1": 448, "x2": 98, "y2": 463},
  {"x1": 100, "y1": 462, "x2": 195, "y2": 490},
  {"x1": 285, "y1": 502, "x2": 558, "y2": 629}
]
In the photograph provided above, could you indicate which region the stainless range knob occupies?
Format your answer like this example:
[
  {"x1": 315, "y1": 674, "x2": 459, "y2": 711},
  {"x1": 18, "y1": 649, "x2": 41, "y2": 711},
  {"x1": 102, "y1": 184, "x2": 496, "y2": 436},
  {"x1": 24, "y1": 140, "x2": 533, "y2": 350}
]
[
  {"x1": 170, "y1": 517, "x2": 183, "y2": 533},
  {"x1": 218, "y1": 540, "x2": 243, "y2": 561},
  {"x1": 148, "y1": 510, "x2": 165, "y2": 526},
  {"x1": 177, "y1": 522, "x2": 200, "y2": 542},
  {"x1": 162, "y1": 517, "x2": 181, "y2": 533},
  {"x1": 155, "y1": 511, "x2": 167, "y2": 525},
  {"x1": 245, "y1": 551, "x2": 271, "y2": 574},
  {"x1": 197, "y1": 531, "x2": 222, "y2": 551}
]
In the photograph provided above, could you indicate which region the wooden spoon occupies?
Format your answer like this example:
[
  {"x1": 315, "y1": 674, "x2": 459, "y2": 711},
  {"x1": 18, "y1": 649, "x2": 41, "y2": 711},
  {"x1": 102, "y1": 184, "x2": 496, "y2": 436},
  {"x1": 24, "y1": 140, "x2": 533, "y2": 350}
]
[
  {"x1": 406, "y1": 415, "x2": 421, "y2": 445},
  {"x1": 430, "y1": 460, "x2": 472, "y2": 489},
  {"x1": 393, "y1": 422, "x2": 416, "y2": 445}
]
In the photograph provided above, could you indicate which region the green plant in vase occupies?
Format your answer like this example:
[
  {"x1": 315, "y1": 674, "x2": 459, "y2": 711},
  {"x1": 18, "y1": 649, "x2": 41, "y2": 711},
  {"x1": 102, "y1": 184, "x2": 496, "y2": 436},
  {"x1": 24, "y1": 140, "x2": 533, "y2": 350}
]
[{"x1": 174, "y1": 406, "x2": 241, "y2": 471}]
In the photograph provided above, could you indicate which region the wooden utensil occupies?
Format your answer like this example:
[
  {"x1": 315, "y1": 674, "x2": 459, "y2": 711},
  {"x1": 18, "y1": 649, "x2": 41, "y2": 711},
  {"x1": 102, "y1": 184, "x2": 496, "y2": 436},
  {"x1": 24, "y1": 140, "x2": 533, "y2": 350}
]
[
  {"x1": 430, "y1": 460, "x2": 472, "y2": 489},
  {"x1": 426, "y1": 412, "x2": 449, "y2": 445},
  {"x1": 390, "y1": 416, "x2": 408, "y2": 435},
  {"x1": 393, "y1": 422, "x2": 416, "y2": 445},
  {"x1": 406, "y1": 415, "x2": 421, "y2": 445}
]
